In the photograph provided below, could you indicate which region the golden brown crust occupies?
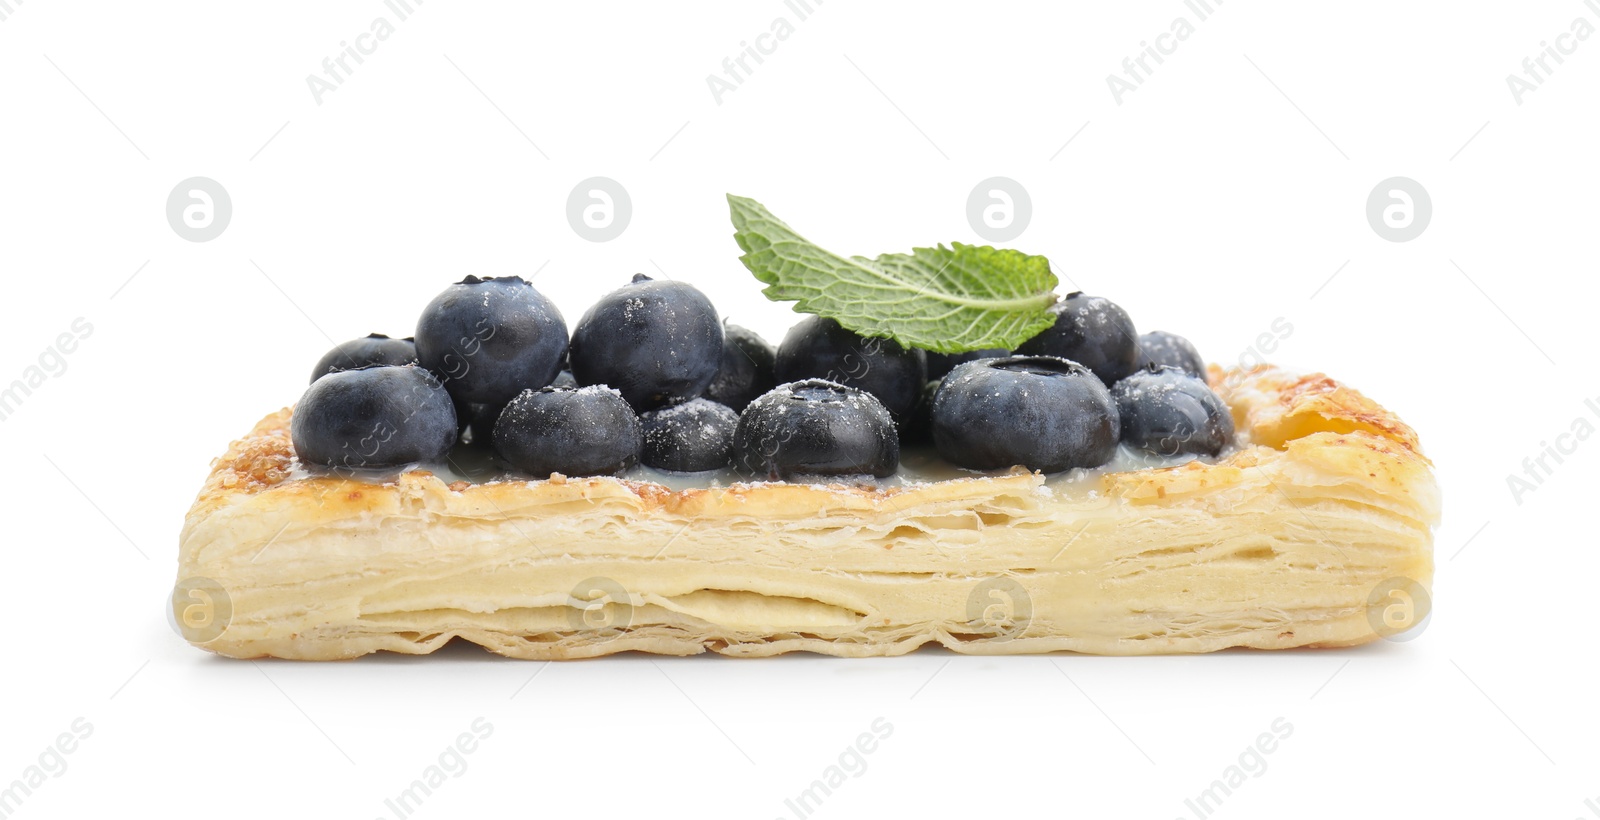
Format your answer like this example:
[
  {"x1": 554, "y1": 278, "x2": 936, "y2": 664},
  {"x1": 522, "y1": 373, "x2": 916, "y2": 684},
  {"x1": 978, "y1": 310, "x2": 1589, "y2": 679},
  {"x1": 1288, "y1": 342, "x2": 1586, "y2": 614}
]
[
  {"x1": 177, "y1": 365, "x2": 1440, "y2": 660},
  {"x1": 1209, "y1": 364, "x2": 1424, "y2": 456},
  {"x1": 201, "y1": 366, "x2": 1427, "y2": 514}
]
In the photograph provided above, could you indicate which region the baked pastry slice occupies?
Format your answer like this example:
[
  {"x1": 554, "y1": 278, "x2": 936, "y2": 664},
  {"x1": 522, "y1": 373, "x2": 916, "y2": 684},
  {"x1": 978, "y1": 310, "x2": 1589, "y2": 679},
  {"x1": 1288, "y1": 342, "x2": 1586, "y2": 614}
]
[{"x1": 174, "y1": 364, "x2": 1438, "y2": 659}]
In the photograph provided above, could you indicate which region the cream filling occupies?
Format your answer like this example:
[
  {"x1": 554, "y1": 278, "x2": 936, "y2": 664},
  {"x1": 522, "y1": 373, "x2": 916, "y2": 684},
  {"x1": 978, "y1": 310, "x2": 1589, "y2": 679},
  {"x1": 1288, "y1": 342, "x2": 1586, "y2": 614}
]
[{"x1": 289, "y1": 441, "x2": 1234, "y2": 499}]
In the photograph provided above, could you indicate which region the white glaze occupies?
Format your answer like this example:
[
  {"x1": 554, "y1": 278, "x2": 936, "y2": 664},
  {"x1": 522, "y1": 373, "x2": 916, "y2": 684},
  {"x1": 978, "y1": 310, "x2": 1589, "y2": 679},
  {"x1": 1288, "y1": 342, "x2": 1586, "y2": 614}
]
[{"x1": 289, "y1": 441, "x2": 1227, "y2": 495}]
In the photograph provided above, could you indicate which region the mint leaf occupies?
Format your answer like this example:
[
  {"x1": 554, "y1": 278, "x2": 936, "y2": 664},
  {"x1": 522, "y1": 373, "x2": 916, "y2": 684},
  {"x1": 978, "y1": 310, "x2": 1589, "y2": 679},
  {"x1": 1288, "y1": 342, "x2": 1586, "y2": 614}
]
[{"x1": 728, "y1": 194, "x2": 1058, "y2": 353}]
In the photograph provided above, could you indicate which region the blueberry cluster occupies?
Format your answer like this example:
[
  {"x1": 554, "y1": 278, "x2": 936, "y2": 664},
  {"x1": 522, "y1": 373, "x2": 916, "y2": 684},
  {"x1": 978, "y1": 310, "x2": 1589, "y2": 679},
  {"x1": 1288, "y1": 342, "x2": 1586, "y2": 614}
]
[
  {"x1": 922, "y1": 292, "x2": 1234, "y2": 471},
  {"x1": 291, "y1": 279, "x2": 1233, "y2": 480}
]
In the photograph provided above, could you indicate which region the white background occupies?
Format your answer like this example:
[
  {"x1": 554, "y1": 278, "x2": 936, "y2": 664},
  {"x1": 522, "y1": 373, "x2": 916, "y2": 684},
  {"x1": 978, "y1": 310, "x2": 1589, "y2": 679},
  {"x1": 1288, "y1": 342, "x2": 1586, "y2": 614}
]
[{"x1": 2, "y1": 1, "x2": 1597, "y2": 817}]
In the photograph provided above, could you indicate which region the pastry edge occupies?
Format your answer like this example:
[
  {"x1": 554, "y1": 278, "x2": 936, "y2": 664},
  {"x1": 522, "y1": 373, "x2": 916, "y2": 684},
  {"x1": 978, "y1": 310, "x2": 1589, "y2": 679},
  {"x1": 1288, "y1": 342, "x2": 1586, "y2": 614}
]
[{"x1": 175, "y1": 364, "x2": 1440, "y2": 660}]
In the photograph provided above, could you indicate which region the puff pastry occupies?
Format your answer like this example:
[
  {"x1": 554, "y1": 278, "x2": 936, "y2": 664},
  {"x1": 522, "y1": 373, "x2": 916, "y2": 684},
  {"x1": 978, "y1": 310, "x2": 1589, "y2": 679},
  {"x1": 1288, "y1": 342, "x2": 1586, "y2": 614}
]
[{"x1": 174, "y1": 365, "x2": 1439, "y2": 659}]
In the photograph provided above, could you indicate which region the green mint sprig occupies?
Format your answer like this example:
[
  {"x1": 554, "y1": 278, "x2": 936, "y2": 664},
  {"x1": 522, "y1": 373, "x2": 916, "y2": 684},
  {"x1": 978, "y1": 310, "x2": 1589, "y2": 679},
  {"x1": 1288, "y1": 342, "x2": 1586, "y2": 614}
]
[{"x1": 728, "y1": 194, "x2": 1059, "y2": 354}]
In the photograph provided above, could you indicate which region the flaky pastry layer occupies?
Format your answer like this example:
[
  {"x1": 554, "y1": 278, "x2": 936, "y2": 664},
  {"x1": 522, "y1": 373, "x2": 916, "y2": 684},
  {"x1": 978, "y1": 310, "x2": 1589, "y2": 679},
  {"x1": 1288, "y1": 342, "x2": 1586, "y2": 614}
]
[{"x1": 175, "y1": 365, "x2": 1439, "y2": 659}]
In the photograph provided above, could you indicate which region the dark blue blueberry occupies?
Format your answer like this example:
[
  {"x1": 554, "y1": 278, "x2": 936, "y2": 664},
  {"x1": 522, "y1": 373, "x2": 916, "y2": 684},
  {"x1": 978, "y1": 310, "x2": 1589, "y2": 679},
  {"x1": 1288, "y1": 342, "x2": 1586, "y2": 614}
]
[
  {"x1": 1112, "y1": 365, "x2": 1234, "y2": 457},
  {"x1": 569, "y1": 274, "x2": 723, "y2": 411},
  {"x1": 450, "y1": 394, "x2": 473, "y2": 435},
  {"x1": 932, "y1": 356, "x2": 1119, "y2": 472},
  {"x1": 732, "y1": 379, "x2": 899, "y2": 479},
  {"x1": 774, "y1": 316, "x2": 926, "y2": 421},
  {"x1": 1136, "y1": 331, "x2": 1206, "y2": 380},
  {"x1": 310, "y1": 333, "x2": 417, "y2": 383},
  {"x1": 291, "y1": 364, "x2": 457, "y2": 469},
  {"x1": 461, "y1": 400, "x2": 506, "y2": 447},
  {"x1": 415, "y1": 275, "x2": 568, "y2": 408},
  {"x1": 899, "y1": 379, "x2": 944, "y2": 446},
  {"x1": 492, "y1": 385, "x2": 643, "y2": 477},
  {"x1": 924, "y1": 348, "x2": 1008, "y2": 380},
  {"x1": 705, "y1": 322, "x2": 777, "y2": 412},
  {"x1": 640, "y1": 398, "x2": 739, "y2": 473},
  {"x1": 1013, "y1": 293, "x2": 1139, "y2": 387}
]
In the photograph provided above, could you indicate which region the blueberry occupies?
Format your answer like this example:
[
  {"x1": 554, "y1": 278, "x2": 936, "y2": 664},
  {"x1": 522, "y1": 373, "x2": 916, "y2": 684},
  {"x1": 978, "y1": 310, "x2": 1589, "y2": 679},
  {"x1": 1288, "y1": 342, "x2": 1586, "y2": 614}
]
[
  {"x1": 291, "y1": 364, "x2": 458, "y2": 469},
  {"x1": 733, "y1": 379, "x2": 899, "y2": 479},
  {"x1": 932, "y1": 356, "x2": 1119, "y2": 472},
  {"x1": 415, "y1": 275, "x2": 568, "y2": 408},
  {"x1": 1136, "y1": 331, "x2": 1206, "y2": 380},
  {"x1": 492, "y1": 385, "x2": 643, "y2": 477},
  {"x1": 774, "y1": 316, "x2": 926, "y2": 420},
  {"x1": 569, "y1": 274, "x2": 723, "y2": 411},
  {"x1": 705, "y1": 322, "x2": 777, "y2": 412},
  {"x1": 899, "y1": 379, "x2": 943, "y2": 446},
  {"x1": 640, "y1": 398, "x2": 739, "y2": 472},
  {"x1": 310, "y1": 333, "x2": 417, "y2": 383},
  {"x1": 450, "y1": 393, "x2": 474, "y2": 435},
  {"x1": 1013, "y1": 293, "x2": 1139, "y2": 387},
  {"x1": 461, "y1": 400, "x2": 505, "y2": 447},
  {"x1": 1112, "y1": 365, "x2": 1234, "y2": 457},
  {"x1": 924, "y1": 348, "x2": 1008, "y2": 380}
]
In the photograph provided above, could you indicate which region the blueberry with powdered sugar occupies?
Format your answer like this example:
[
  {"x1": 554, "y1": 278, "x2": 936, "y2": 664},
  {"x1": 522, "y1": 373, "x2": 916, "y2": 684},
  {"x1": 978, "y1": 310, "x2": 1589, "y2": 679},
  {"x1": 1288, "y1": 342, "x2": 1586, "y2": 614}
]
[
  {"x1": 492, "y1": 384, "x2": 642, "y2": 477},
  {"x1": 932, "y1": 355, "x2": 1119, "y2": 472},
  {"x1": 1136, "y1": 331, "x2": 1206, "y2": 380},
  {"x1": 291, "y1": 364, "x2": 457, "y2": 469},
  {"x1": 732, "y1": 379, "x2": 899, "y2": 479},
  {"x1": 1111, "y1": 364, "x2": 1233, "y2": 457},
  {"x1": 640, "y1": 398, "x2": 739, "y2": 472},
  {"x1": 774, "y1": 316, "x2": 926, "y2": 421},
  {"x1": 1013, "y1": 292, "x2": 1139, "y2": 387},
  {"x1": 414, "y1": 275, "x2": 569, "y2": 407},
  {"x1": 705, "y1": 322, "x2": 777, "y2": 412},
  {"x1": 568, "y1": 274, "x2": 724, "y2": 412}
]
